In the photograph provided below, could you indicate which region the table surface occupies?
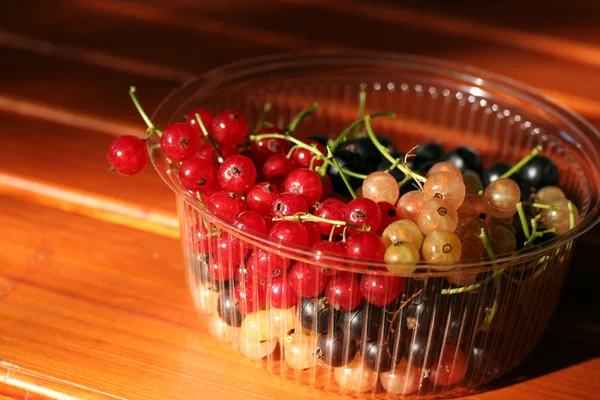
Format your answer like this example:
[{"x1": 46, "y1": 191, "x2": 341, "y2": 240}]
[{"x1": 1, "y1": 1, "x2": 599, "y2": 399}]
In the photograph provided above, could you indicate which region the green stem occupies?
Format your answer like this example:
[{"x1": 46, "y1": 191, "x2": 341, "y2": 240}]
[
  {"x1": 351, "y1": 90, "x2": 367, "y2": 138},
  {"x1": 129, "y1": 86, "x2": 162, "y2": 137},
  {"x1": 397, "y1": 174, "x2": 412, "y2": 188},
  {"x1": 364, "y1": 116, "x2": 426, "y2": 183},
  {"x1": 500, "y1": 145, "x2": 543, "y2": 179},
  {"x1": 286, "y1": 145, "x2": 300, "y2": 159},
  {"x1": 385, "y1": 157, "x2": 402, "y2": 174},
  {"x1": 523, "y1": 215, "x2": 542, "y2": 248},
  {"x1": 442, "y1": 269, "x2": 502, "y2": 295},
  {"x1": 568, "y1": 201, "x2": 576, "y2": 230},
  {"x1": 480, "y1": 227, "x2": 496, "y2": 259},
  {"x1": 328, "y1": 224, "x2": 337, "y2": 241},
  {"x1": 521, "y1": 202, "x2": 561, "y2": 210},
  {"x1": 329, "y1": 111, "x2": 396, "y2": 151},
  {"x1": 253, "y1": 103, "x2": 272, "y2": 133},
  {"x1": 516, "y1": 202, "x2": 531, "y2": 239},
  {"x1": 196, "y1": 113, "x2": 224, "y2": 162},
  {"x1": 273, "y1": 212, "x2": 359, "y2": 229},
  {"x1": 286, "y1": 103, "x2": 318, "y2": 134},
  {"x1": 327, "y1": 146, "x2": 356, "y2": 199}
]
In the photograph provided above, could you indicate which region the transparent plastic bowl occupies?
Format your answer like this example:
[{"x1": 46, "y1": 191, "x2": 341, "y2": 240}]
[{"x1": 149, "y1": 51, "x2": 600, "y2": 398}]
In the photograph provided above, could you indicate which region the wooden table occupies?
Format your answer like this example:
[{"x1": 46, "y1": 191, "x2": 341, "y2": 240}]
[{"x1": 1, "y1": 1, "x2": 599, "y2": 398}]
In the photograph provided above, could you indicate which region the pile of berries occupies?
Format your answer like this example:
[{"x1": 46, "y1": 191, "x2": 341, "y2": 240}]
[{"x1": 108, "y1": 87, "x2": 581, "y2": 395}]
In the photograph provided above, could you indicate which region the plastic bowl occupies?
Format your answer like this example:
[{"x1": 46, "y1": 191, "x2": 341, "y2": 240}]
[{"x1": 148, "y1": 51, "x2": 600, "y2": 398}]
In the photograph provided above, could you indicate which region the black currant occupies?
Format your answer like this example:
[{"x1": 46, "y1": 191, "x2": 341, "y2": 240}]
[
  {"x1": 217, "y1": 288, "x2": 243, "y2": 327},
  {"x1": 361, "y1": 339, "x2": 402, "y2": 373},
  {"x1": 316, "y1": 331, "x2": 357, "y2": 367},
  {"x1": 298, "y1": 296, "x2": 339, "y2": 334},
  {"x1": 482, "y1": 162, "x2": 513, "y2": 187},
  {"x1": 414, "y1": 142, "x2": 446, "y2": 163},
  {"x1": 520, "y1": 156, "x2": 559, "y2": 189},
  {"x1": 338, "y1": 302, "x2": 386, "y2": 342},
  {"x1": 446, "y1": 146, "x2": 482, "y2": 173}
]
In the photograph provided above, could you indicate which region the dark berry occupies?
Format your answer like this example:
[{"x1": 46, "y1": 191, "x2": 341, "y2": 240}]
[
  {"x1": 414, "y1": 142, "x2": 445, "y2": 163},
  {"x1": 316, "y1": 331, "x2": 357, "y2": 367},
  {"x1": 445, "y1": 146, "x2": 482, "y2": 173},
  {"x1": 212, "y1": 110, "x2": 248, "y2": 146},
  {"x1": 107, "y1": 135, "x2": 149, "y2": 176},
  {"x1": 403, "y1": 329, "x2": 443, "y2": 368},
  {"x1": 338, "y1": 302, "x2": 386, "y2": 342},
  {"x1": 298, "y1": 296, "x2": 339, "y2": 334},
  {"x1": 336, "y1": 137, "x2": 381, "y2": 169},
  {"x1": 217, "y1": 288, "x2": 243, "y2": 326},
  {"x1": 246, "y1": 182, "x2": 280, "y2": 216},
  {"x1": 520, "y1": 156, "x2": 559, "y2": 189},
  {"x1": 217, "y1": 155, "x2": 257, "y2": 194},
  {"x1": 179, "y1": 156, "x2": 216, "y2": 192},
  {"x1": 482, "y1": 162, "x2": 513, "y2": 187},
  {"x1": 283, "y1": 168, "x2": 324, "y2": 205},
  {"x1": 328, "y1": 152, "x2": 367, "y2": 191},
  {"x1": 376, "y1": 154, "x2": 406, "y2": 181},
  {"x1": 307, "y1": 134, "x2": 330, "y2": 146},
  {"x1": 325, "y1": 273, "x2": 363, "y2": 311},
  {"x1": 160, "y1": 122, "x2": 199, "y2": 161},
  {"x1": 362, "y1": 339, "x2": 402, "y2": 373}
]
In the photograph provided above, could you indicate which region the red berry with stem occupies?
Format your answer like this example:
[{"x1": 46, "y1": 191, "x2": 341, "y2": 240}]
[
  {"x1": 107, "y1": 135, "x2": 148, "y2": 176},
  {"x1": 344, "y1": 198, "x2": 382, "y2": 233},
  {"x1": 325, "y1": 273, "x2": 363, "y2": 311},
  {"x1": 178, "y1": 156, "x2": 215, "y2": 192},
  {"x1": 311, "y1": 240, "x2": 345, "y2": 276},
  {"x1": 206, "y1": 191, "x2": 246, "y2": 222},
  {"x1": 303, "y1": 222, "x2": 321, "y2": 247},
  {"x1": 251, "y1": 127, "x2": 291, "y2": 165},
  {"x1": 217, "y1": 155, "x2": 257, "y2": 194},
  {"x1": 247, "y1": 182, "x2": 280, "y2": 216},
  {"x1": 360, "y1": 275, "x2": 404, "y2": 307},
  {"x1": 289, "y1": 262, "x2": 327, "y2": 297},
  {"x1": 160, "y1": 122, "x2": 199, "y2": 161},
  {"x1": 269, "y1": 221, "x2": 309, "y2": 247},
  {"x1": 291, "y1": 139, "x2": 326, "y2": 169},
  {"x1": 185, "y1": 108, "x2": 213, "y2": 137},
  {"x1": 247, "y1": 248, "x2": 289, "y2": 279},
  {"x1": 267, "y1": 277, "x2": 298, "y2": 309},
  {"x1": 233, "y1": 211, "x2": 267, "y2": 235},
  {"x1": 212, "y1": 110, "x2": 248, "y2": 146},
  {"x1": 429, "y1": 345, "x2": 468, "y2": 386},
  {"x1": 345, "y1": 231, "x2": 386, "y2": 263},
  {"x1": 283, "y1": 168, "x2": 324, "y2": 205},
  {"x1": 376, "y1": 201, "x2": 402, "y2": 235},
  {"x1": 263, "y1": 154, "x2": 296, "y2": 179},
  {"x1": 313, "y1": 198, "x2": 345, "y2": 236},
  {"x1": 271, "y1": 193, "x2": 309, "y2": 218},
  {"x1": 234, "y1": 279, "x2": 266, "y2": 314}
]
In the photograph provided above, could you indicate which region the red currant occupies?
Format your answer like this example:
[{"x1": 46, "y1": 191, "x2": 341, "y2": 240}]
[
  {"x1": 269, "y1": 221, "x2": 309, "y2": 247},
  {"x1": 343, "y1": 198, "x2": 382, "y2": 233},
  {"x1": 313, "y1": 198, "x2": 345, "y2": 236},
  {"x1": 211, "y1": 233, "x2": 247, "y2": 267},
  {"x1": 263, "y1": 154, "x2": 296, "y2": 179},
  {"x1": 290, "y1": 139, "x2": 326, "y2": 169},
  {"x1": 207, "y1": 258, "x2": 232, "y2": 281},
  {"x1": 178, "y1": 156, "x2": 215, "y2": 192},
  {"x1": 217, "y1": 155, "x2": 257, "y2": 194},
  {"x1": 429, "y1": 345, "x2": 468, "y2": 386},
  {"x1": 289, "y1": 262, "x2": 327, "y2": 297},
  {"x1": 311, "y1": 240, "x2": 345, "y2": 275},
  {"x1": 303, "y1": 222, "x2": 321, "y2": 247},
  {"x1": 376, "y1": 201, "x2": 402, "y2": 235},
  {"x1": 325, "y1": 273, "x2": 363, "y2": 311},
  {"x1": 271, "y1": 192, "x2": 309, "y2": 218},
  {"x1": 251, "y1": 127, "x2": 291, "y2": 165},
  {"x1": 247, "y1": 182, "x2": 280, "y2": 216},
  {"x1": 360, "y1": 275, "x2": 404, "y2": 307},
  {"x1": 212, "y1": 110, "x2": 248, "y2": 146},
  {"x1": 233, "y1": 211, "x2": 268, "y2": 235},
  {"x1": 206, "y1": 191, "x2": 246, "y2": 222},
  {"x1": 107, "y1": 135, "x2": 148, "y2": 176},
  {"x1": 247, "y1": 248, "x2": 289, "y2": 279},
  {"x1": 185, "y1": 108, "x2": 213, "y2": 137},
  {"x1": 344, "y1": 231, "x2": 386, "y2": 263},
  {"x1": 267, "y1": 277, "x2": 298, "y2": 309},
  {"x1": 160, "y1": 122, "x2": 199, "y2": 161},
  {"x1": 283, "y1": 168, "x2": 324, "y2": 205},
  {"x1": 234, "y1": 279, "x2": 266, "y2": 314}
]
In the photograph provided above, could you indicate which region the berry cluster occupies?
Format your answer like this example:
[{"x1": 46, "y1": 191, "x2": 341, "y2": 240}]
[{"x1": 109, "y1": 87, "x2": 581, "y2": 395}]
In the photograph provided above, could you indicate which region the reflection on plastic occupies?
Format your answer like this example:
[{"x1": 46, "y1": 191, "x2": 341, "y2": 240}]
[{"x1": 0, "y1": 361, "x2": 124, "y2": 400}]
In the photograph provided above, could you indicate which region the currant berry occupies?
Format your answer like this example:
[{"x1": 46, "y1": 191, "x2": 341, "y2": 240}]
[
  {"x1": 338, "y1": 303, "x2": 386, "y2": 341},
  {"x1": 396, "y1": 190, "x2": 426, "y2": 223},
  {"x1": 361, "y1": 339, "x2": 401, "y2": 373},
  {"x1": 484, "y1": 178, "x2": 521, "y2": 219},
  {"x1": 311, "y1": 240, "x2": 346, "y2": 273},
  {"x1": 269, "y1": 220, "x2": 309, "y2": 248},
  {"x1": 381, "y1": 220, "x2": 423, "y2": 249},
  {"x1": 233, "y1": 211, "x2": 268, "y2": 235},
  {"x1": 217, "y1": 288, "x2": 243, "y2": 327},
  {"x1": 360, "y1": 275, "x2": 404, "y2": 307},
  {"x1": 298, "y1": 296, "x2": 339, "y2": 334},
  {"x1": 212, "y1": 110, "x2": 248, "y2": 146},
  {"x1": 241, "y1": 310, "x2": 276, "y2": 342},
  {"x1": 217, "y1": 155, "x2": 257, "y2": 194},
  {"x1": 343, "y1": 198, "x2": 382, "y2": 233},
  {"x1": 211, "y1": 233, "x2": 247, "y2": 267},
  {"x1": 263, "y1": 154, "x2": 296, "y2": 179},
  {"x1": 250, "y1": 127, "x2": 290, "y2": 165},
  {"x1": 325, "y1": 273, "x2": 363, "y2": 311},
  {"x1": 490, "y1": 225, "x2": 517, "y2": 255},
  {"x1": 271, "y1": 192, "x2": 309, "y2": 218},
  {"x1": 426, "y1": 161, "x2": 462, "y2": 179},
  {"x1": 415, "y1": 142, "x2": 446, "y2": 164},
  {"x1": 283, "y1": 168, "x2": 324, "y2": 205},
  {"x1": 536, "y1": 186, "x2": 565, "y2": 204},
  {"x1": 234, "y1": 279, "x2": 266, "y2": 314},
  {"x1": 303, "y1": 222, "x2": 321, "y2": 247},
  {"x1": 384, "y1": 241, "x2": 420, "y2": 272},
  {"x1": 362, "y1": 171, "x2": 400, "y2": 205},
  {"x1": 376, "y1": 201, "x2": 402, "y2": 234},
  {"x1": 429, "y1": 345, "x2": 468, "y2": 386},
  {"x1": 417, "y1": 198, "x2": 459, "y2": 235},
  {"x1": 291, "y1": 139, "x2": 326, "y2": 169},
  {"x1": 482, "y1": 162, "x2": 512, "y2": 187},
  {"x1": 179, "y1": 156, "x2": 216, "y2": 192},
  {"x1": 185, "y1": 108, "x2": 213, "y2": 136},
  {"x1": 422, "y1": 230, "x2": 462, "y2": 265},
  {"x1": 520, "y1": 156, "x2": 559, "y2": 189},
  {"x1": 333, "y1": 359, "x2": 378, "y2": 393},
  {"x1": 206, "y1": 191, "x2": 246, "y2": 221},
  {"x1": 246, "y1": 182, "x2": 280, "y2": 216},
  {"x1": 316, "y1": 330, "x2": 358, "y2": 367},
  {"x1": 247, "y1": 248, "x2": 289, "y2": 279},
  {"x1": 457, "y1": 194, "x2": 487, "y2": 219},
  {"x1": 238, "y1": 335, "x2": 277, "y2": 360},
  {"x1": 313, "y1": 198, "x2": 345, "y2": 236},
  {"x1": 541, "y1": 198, "x2": 580, "y2": 234},
  {"x1": 107, "y1": 135, "x2": 149, "y2": 176},
  {"x1": 160, "y1": 122, "x2": 199, "y2": 161},
  {"x1": 284, "y1": 331, "x2": 318, "y2": 370},
  {"x1": 267, "y1": 277, "x2": 298, "y2": 309},
  {"x1": 423, "y1": 171, "x2": 466, "y2": 210},
  {"x1": 445, "y1": 146, "x2": 482, "y2": 172},
  {"x1": 379, "y1": 360, "x2": 421, "y2": 395},
  {"x1": 289, "y1": 262, "x2": 327, "y2": 297},
  {"x1": 344, "y1": 231, "x2": 386, "y2": 263},
  {"x1": 463, "y1": 170, "x2": 483, "y2": 195}
]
